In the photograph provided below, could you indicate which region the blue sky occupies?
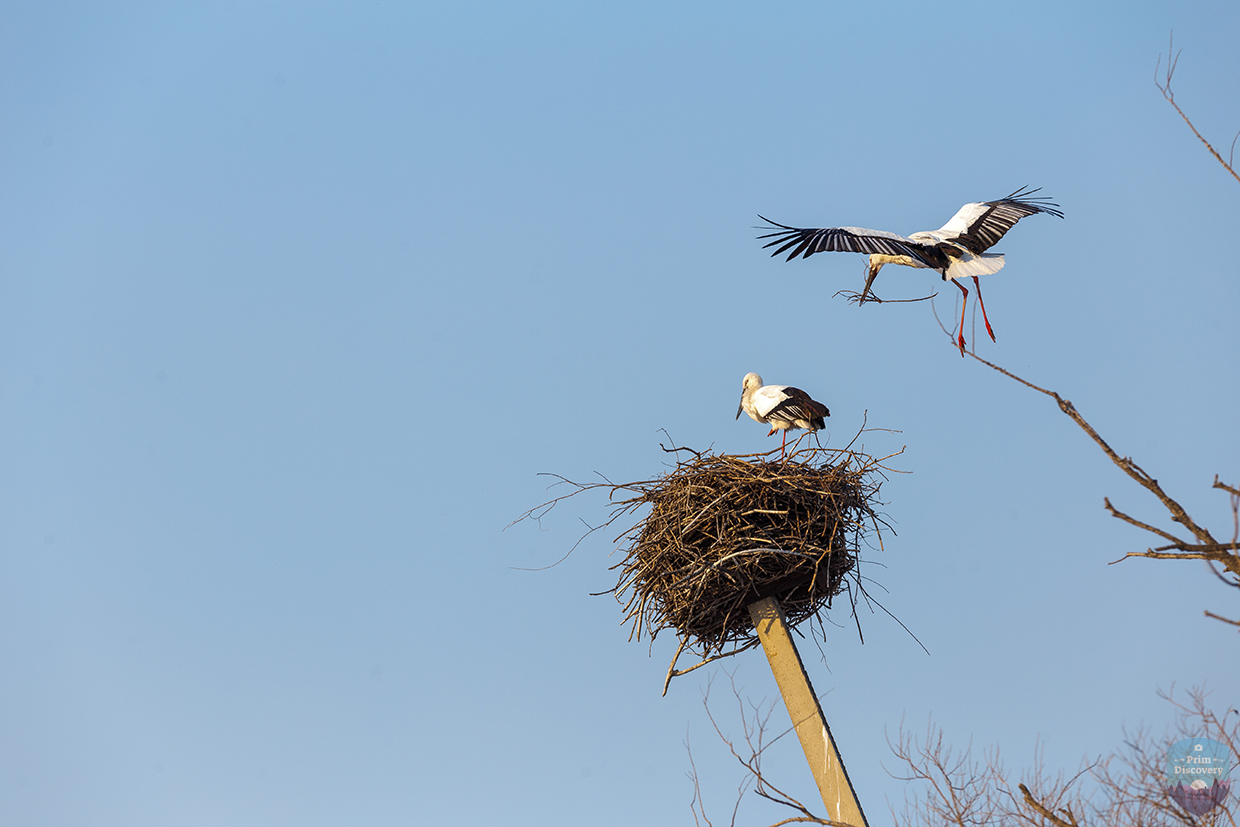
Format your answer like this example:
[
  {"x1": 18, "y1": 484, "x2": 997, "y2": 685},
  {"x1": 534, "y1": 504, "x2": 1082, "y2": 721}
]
[{"x1": 2, "y1": 2, "x2": 1238, "y2": 825}]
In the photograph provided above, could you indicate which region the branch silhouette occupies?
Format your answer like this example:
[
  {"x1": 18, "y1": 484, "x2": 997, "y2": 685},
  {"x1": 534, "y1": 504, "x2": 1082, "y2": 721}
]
[
  {"x1": 1156, "y1": 34, "x2": 1240, "y2": 183},
  {"x1": 965, "y1": 349, "x2": 1239, "y2": 626}
]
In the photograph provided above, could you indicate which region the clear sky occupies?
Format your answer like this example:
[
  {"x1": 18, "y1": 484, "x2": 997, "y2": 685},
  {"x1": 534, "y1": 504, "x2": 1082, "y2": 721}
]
[{"x1": 2, "y1": 2, "x2": 1238, "y2": 825}]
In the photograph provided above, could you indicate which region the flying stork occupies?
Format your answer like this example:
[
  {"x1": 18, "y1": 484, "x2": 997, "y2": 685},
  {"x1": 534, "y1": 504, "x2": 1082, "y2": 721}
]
[
  {"x1": 736, "y1": 372, "x2": 830, "y2": 458},
  {"x1": 757, "y1": 187, "x2": 1064, "y2": 355}
]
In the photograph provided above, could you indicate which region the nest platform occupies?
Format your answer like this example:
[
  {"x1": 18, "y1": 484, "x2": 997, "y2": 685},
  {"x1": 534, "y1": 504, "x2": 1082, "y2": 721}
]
[{"x1": 609, "y1": 444, "x2": 887, "y2": 660}]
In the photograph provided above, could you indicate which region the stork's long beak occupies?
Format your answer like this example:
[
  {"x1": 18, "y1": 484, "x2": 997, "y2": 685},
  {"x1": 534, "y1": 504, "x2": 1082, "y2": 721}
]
[
  {"x1": 859, "y1": 259, "x2": 882, "y2": 302},
  {"x1": 735, "y1": 399, "x2": 744, "y2": 420}
]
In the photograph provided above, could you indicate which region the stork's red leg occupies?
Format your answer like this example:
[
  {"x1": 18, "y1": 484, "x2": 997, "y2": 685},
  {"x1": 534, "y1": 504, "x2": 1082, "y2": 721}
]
[
  {"x1": 781, "y1": 429, "x2": 788, "y2": 459},
  {"x1": 972, "y1": 276, "x2": 996, "y2": 343},
  {"x1": 953, "y1": 279, "x2": 969, "y2": 356}
]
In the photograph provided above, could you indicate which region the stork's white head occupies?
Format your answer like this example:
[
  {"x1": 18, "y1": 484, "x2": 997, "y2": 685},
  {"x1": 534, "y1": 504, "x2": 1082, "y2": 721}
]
[{"x1": 737, "y1": 372, "x2": 764, "y2": 420}]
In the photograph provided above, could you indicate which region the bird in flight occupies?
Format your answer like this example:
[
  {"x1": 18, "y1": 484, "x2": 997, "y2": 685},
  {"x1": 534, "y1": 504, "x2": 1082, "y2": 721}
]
[
  {"x1": 757, "y1": 187, "x2": 1064, "y2": 355},
  {"x1": 736, "y1": 372, "x2": 829, "y2": 458}
]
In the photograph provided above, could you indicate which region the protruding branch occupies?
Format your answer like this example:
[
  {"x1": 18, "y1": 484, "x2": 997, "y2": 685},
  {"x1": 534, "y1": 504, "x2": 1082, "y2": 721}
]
[
  {"x1": 689, "y1": 673, "x2": 857, "y2": 827},
  {"x1": 1156, "y1": 34, "x2": 1240, "y2": 184},
  {"x1": 965, "y1": 350, "x2": 1240, "y2": 623},
  {"x1": 1018, "y1": 783, "x2": 1080, "y2": 827}
]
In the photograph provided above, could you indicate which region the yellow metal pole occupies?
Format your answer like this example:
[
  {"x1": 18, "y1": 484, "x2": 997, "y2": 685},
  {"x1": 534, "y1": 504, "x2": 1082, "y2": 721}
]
[{"x1": 747, "y1": 596, "x2": 869, "y2": 827}]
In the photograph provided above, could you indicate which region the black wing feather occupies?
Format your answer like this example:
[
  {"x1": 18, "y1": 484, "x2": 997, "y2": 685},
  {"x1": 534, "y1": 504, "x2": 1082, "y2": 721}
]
[
  {"x1": 757, "y1": 216, "x2": 933, "y2": 265},
  {"x1": 768, "y1": 389, "x2": 830, "y2": 428},
  {"x1": 951, "y1": 187, "x2": 1065, "y2": 255}
]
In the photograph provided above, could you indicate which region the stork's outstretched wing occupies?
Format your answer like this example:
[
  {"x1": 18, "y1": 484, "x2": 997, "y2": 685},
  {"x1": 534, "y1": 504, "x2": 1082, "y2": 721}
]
[
  {"x1": 757, "y1": 216, "x2": 932, "y2": 264},
  {"x1": 931, "y1": 186, "x2": 1065, "y2": 255}
]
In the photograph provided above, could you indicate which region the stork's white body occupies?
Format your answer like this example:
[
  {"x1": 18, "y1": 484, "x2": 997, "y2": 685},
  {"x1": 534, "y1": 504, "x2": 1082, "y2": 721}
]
[{"x1": 872, "y1": 204, "x2": 1013, "y2": 282}]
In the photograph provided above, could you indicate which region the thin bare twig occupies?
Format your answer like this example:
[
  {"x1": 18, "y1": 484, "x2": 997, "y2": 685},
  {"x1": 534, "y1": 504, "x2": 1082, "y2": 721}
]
[
  {"x1": 967, "y1": 351, "x2": 1239, "y2": 581},
  {"x1": 835, "y1": 288, "x2": 938, "y2": 306},
  {"x1": 960, "y1": 348, "x2": 1239, "y2": 633},
  {"x1": 890, "y1": 689, "x2": 1239, "y2": 827},
  {"x1": 1156, "y1": 34, "x2": 1240, "y2": 184},
  {"x1": 1203, "y1": 611, "x2": 1240, "y2": 629},
  {"x1": 664, "y1": 638, "x2": 761, "y2": 696},
  {"x1": 690, "y1": 673, "x2": 860, "y2": 827}
]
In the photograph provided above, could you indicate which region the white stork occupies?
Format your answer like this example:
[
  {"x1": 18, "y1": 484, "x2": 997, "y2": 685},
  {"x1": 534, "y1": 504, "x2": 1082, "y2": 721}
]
[
  {"x1": 736, "y1": 372, "x2": 830, "y2": 457},
  {"x1": 758, "y1": 187, "x2": 1063, "y2": 355}
]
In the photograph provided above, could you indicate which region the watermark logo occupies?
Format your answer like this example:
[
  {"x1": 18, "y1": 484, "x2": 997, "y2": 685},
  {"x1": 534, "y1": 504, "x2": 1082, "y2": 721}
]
[{"x1": 1166, "y1": 738, "x2": 1232, "y2": 816}]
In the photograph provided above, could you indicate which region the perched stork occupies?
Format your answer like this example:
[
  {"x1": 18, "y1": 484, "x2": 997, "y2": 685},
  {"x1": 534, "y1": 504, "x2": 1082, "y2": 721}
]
[
  {"x1": 758, "y1": 187, "x2": 1064, "y2": 355},
  {"x1": 736, "y1": 372, "x2": 830, "y2": 457}
]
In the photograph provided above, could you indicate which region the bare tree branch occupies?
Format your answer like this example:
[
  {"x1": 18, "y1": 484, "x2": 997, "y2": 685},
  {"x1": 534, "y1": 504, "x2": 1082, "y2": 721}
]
[
  {"x1": 888, "y1": 721, "x2": 1004, "y2": 827},
  {"x1": 1018, "y1": 783, "x2": 1081, "y2": 827},
  {"x1": 1203, "y1": 611, "x2": 1240, "y2": 629},
  {"x1": 689, "y1": 673, "x2": 863, "y2": 827},
  {"x1": 1156, "y1": 34, "x2": 1240, "y2": 184},
  {"x1": 889, "y1": 689, "x2": 1238, "y2": 827},
  {"x1": 968, "y1": 352, "x2": 1237, "y2": 568},
  {"x1": 1103, "y1": 498, "x2": 1194, "y2": 547},
  {"x1": 963, "y1": 351, "x2": 1240, "y2": 614}
]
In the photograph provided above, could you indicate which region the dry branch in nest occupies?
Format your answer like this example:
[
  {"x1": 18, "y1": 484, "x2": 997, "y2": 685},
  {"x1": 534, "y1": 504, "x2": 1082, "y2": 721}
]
[{"x1": 513, "y1": 435, "x2": 898, "y2": 688}]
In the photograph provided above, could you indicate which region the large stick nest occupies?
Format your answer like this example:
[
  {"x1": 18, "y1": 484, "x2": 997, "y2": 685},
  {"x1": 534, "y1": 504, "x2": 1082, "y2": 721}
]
[
  {"x1": 516, "y1": 438, "x2": 896, "y2": 679},
  {"x1": 615, "y1": 444, "x2": 886, "y2": 654}
]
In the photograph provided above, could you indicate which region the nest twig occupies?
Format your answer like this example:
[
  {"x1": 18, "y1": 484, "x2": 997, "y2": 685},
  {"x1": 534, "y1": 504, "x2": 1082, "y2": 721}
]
[{"x1": 512, "y1": 433, "x2": 899, "y2": 686}]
